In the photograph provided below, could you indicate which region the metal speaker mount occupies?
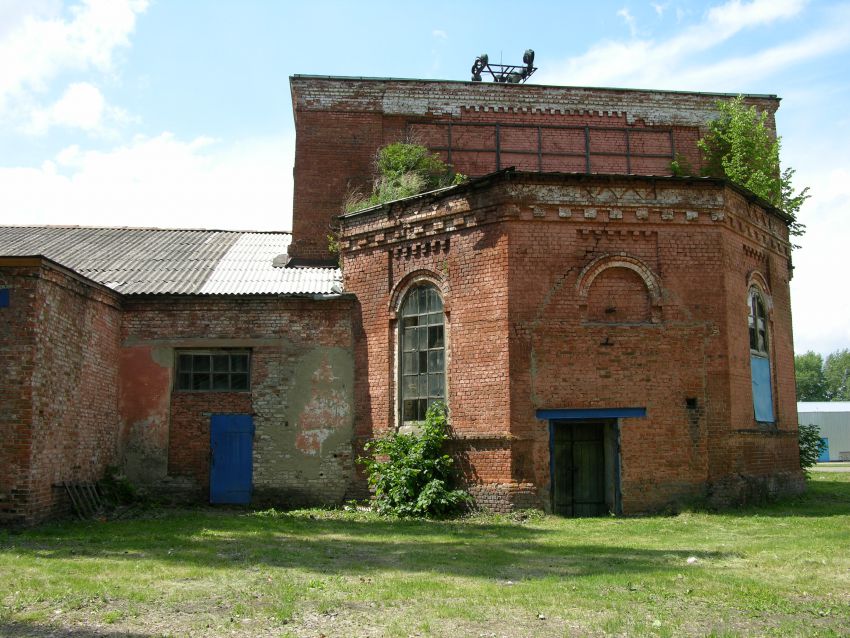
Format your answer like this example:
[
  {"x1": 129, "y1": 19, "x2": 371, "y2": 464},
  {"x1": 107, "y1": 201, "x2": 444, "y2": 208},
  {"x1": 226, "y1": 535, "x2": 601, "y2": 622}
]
[{"x1": 471, "y1": 49, "x2": 536, "y2": 83}]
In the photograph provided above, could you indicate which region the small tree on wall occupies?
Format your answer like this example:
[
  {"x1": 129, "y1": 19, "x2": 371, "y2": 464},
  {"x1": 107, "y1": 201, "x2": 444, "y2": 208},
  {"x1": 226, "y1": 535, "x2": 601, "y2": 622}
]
[{"x1": 674, "y1": 96, "x2": 809, "y2": 239}]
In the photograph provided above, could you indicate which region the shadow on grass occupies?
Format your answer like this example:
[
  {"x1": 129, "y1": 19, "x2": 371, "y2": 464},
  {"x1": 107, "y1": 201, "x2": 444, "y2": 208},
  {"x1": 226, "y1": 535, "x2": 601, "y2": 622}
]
[
  {"x1": 2, "y1": 474, "x2": 845, "y2": 585},
  {"x1": 1, "y1": 510, "x2": 728, "y2": 583},
  {"x1": 720, "y1": 473, "x2": 850, "y2": 518},
  {"x1": 0, "y1": 622, "x2": 151, "y2": 637}
]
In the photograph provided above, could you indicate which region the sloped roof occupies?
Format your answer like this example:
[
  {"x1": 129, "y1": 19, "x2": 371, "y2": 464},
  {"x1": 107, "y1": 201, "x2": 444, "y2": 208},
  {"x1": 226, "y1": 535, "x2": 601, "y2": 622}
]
[{"x1": 0, "y1": 226, "x2": 341, "y2": 296}]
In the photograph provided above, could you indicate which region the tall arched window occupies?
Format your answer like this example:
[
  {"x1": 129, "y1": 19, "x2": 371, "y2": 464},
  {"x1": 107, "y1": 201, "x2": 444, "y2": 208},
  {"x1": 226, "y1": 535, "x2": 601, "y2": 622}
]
[
  {"x1": 748, "y1": 286, "x2": 774, "y2": 422},
  {"x1": 399, "y1": 283, "x2": 445, "y2": 423}
]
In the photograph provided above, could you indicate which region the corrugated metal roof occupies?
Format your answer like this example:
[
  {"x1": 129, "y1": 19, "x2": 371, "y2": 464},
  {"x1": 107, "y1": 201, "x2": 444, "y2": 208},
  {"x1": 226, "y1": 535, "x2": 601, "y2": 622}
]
[
  {"x1": 798, "y1": 402, "x2": 850, "y2": 414},
  {"x1": 0, "y1": 226, "x2": 341, "y2": 296}
]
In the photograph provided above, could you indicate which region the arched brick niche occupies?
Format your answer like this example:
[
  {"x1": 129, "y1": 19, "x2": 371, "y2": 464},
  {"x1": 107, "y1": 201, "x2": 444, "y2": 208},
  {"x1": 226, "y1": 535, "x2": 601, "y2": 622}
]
[{"x1": 577, "y1": 254, "x2": 661, "y2": 323}]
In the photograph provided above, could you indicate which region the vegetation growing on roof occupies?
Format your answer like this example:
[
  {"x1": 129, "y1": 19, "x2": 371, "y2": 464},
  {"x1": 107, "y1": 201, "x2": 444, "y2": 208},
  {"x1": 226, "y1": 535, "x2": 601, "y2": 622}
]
[
  {"x1": 672, "y1": 95, "x2": 808, "y2": 238},
  {"x1": 344, "y1": 142, "x2": 466, "y2": 213}
]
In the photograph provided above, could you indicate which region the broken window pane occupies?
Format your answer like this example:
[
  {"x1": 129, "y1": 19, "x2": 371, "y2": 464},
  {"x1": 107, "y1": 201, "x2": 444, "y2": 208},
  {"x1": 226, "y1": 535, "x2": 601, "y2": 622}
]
[{"x1": 398, "y1": 283, "x2": 446, "y2": 423}]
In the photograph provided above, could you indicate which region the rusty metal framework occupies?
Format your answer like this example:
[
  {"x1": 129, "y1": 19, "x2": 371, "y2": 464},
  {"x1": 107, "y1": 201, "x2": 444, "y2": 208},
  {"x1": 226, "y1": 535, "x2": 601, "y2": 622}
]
[
  {"x1": 471, "y1": 50, "x2": 537, "y2": 83},
  {"x1": 407, "y1": 121, "x2": 676, "y2": 174}
]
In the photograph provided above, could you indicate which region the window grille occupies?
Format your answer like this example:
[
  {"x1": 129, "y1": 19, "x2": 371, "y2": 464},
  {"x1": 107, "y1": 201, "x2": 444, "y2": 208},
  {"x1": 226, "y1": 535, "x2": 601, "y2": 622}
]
[
  {"x1": 175, "y1": 351, "x2": 250, "y2": 392},
  {"x1": 399, "y1": 284, "x2": 445, "y2": 422}
]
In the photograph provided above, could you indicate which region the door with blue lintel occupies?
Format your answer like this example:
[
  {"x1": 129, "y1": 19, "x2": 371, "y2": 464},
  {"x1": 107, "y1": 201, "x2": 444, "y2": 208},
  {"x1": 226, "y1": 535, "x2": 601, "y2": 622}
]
[{"x1": 210, "y1": 414, "x2": 253, "y2": 504}]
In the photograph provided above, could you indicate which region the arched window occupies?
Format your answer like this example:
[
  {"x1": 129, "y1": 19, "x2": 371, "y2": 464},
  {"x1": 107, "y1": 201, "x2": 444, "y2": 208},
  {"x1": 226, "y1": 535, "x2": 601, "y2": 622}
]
[
  {"x1": 748, "y1": 286, "x2": 774, "y2": 422},
  {"x1": 399, "y1": 283, "x2": 445, "y2": 423},
  {"x1": 749, "y1": 288, "x2": 768, "y2": 355}
]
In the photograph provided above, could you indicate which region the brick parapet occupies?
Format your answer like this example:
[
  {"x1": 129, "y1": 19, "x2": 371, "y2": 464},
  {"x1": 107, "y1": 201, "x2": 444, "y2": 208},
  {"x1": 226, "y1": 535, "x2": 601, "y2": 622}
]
[{"x1": 291, "y1": 76, "x2": 779, "y2": 128}]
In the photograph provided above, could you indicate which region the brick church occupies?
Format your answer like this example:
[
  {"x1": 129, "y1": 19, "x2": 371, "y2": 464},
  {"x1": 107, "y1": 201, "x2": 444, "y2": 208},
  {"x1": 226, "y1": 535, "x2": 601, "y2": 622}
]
[{"x1": 0, "y1": 74, "x2": 803, "y2": 525}]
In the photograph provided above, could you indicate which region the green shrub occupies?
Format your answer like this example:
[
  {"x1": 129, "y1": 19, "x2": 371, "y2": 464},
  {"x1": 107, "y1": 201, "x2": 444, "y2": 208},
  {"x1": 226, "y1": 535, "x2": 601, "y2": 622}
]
[
  {"x1": 345, "y1": 142, "x2": 466, "y2": 213},
  {"x1": 798, "y1": 422, "x2": 827, "y2": 475},
  {"x1": 98, "y1": 466, "x2": 138, "y2": 505},
  {"x1": 359, "y1": 402, "x2": 471, "y2": 517}
]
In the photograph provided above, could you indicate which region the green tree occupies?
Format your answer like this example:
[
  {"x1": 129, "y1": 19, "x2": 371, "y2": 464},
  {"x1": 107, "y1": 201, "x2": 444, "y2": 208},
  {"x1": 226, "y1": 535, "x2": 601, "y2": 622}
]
[
  {"x1": 798, "y1": 422, "x2": 827, "y2": 475},
  {"x1": 794, "y1": 351, "x2": 828, "y2": 402},
  {"x1": 698, "y1": 96, "x2": 808, "y2": 238},
  {"x1": 824, "y1": 348, "x2": 850, "y2": 400}
]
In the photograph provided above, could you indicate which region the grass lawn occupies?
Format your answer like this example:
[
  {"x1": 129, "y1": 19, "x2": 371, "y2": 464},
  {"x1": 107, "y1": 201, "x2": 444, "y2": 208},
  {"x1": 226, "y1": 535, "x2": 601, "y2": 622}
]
[{"x1": 1, "y1": 472, "x2": 848, "y2": 638}]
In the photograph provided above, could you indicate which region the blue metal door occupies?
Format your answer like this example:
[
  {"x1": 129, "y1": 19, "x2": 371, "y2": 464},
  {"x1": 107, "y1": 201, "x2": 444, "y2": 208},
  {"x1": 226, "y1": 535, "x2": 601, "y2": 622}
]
[
  {"x1": 210, "y1": 414, "x2": 253, "y2": 504},
  {"x1": 819, "y1": 438, "x2": 830, "y2": 463}
]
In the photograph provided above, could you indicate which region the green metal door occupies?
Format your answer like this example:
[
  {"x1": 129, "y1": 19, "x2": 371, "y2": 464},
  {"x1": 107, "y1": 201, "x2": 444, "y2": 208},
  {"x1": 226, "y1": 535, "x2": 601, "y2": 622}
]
[{"x1": 552, "y1": 421, "x2": 607, "y2": 516}]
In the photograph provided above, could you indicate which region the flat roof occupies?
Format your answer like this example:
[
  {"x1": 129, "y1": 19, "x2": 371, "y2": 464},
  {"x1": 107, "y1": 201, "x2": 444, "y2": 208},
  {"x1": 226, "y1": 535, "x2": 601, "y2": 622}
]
[
  {"x1": 798, "y1": 402, "x2": 850, "y2": 413},
  {"x1": 290, "y1": 74, "x2": 779, "y2": 101}
]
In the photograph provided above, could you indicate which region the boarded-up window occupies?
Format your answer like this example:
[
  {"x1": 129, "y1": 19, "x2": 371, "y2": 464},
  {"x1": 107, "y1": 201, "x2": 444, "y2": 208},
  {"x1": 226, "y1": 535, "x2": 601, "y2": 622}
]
[
  {"x1": 586, "y1": 267, "x2": 651, "y2": 323},
  {"x1": 748, "y1": 288, "x2": 774, "y2": 422}
]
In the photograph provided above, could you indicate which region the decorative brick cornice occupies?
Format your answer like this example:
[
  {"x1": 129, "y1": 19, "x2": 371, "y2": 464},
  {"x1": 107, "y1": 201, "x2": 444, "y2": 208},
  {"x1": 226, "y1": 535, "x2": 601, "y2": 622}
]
[{"x1": 338, "y1": 173, "x2": 791, "y2": 257}]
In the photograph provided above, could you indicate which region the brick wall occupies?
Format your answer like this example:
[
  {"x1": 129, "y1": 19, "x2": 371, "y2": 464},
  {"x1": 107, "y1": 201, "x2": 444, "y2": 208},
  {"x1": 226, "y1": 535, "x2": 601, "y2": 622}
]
[
  {"x1": 339, "y1": 172, "x2": 802, "y2": 513},
  {"x1": 119, "y1": 295, "x2": 356, "y2": 506},
  {"x1": 0, "y1": 264, "x2": 38, "y2": 524},
  {"x1": 290, "y1": 75, "x2": 779, "y2": 261},
  {"x1": 0, "y1": 259, "x2": 121, "y2": 525}
]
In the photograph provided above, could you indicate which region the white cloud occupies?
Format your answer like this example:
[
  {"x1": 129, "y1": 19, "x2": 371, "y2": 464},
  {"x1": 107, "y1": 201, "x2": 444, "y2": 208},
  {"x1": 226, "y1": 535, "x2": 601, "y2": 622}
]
[
  {"x1": 0, "y1": 0, "x2": 147, "y2": 129},
  {"x1": 432, "y1": 29, "x2": 447, "y2": 39},
  {"x1": 617, "y1": 7, "x2": 638, "y2": 37},
  {"x1": 537, "y1": 0, "x2": 811, "y2": 90},
  {"x1": 0, "y1": 132, "x2": 296, "y2": 231},
  {"x1": 25, "y1": 81, "x2": 132, "y2": 135},
  {"x1": 0, "y1": 0, "x2": 148, "y2": 101},
  {"x1": 533, "y1": 0, "x2": 848, "y2": 355},
  {"x1": 651, "y1": 2, "x2": 667, "y2": 17},
  {"x1": 790, "y1": 167, "x2": 850, "y2": 354}
]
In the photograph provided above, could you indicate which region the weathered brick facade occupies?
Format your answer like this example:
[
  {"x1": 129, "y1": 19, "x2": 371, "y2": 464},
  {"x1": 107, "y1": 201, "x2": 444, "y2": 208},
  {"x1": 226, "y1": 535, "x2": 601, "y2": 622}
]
[
  {"x1": 0, "y1": 258, "x2": 122, "y2": 525},
  {"x1": 289, "y1": 76, "x2": 778, "y2": 262},
  {"x1": 1, "y1": 75, "x2": 803, "y2": 523},
  {"x1": 338, "y1": 172, "x2": 803, "y2": 512},
  {"x1": 119, "y1": 296, "x2": 355, "y2": 506}
]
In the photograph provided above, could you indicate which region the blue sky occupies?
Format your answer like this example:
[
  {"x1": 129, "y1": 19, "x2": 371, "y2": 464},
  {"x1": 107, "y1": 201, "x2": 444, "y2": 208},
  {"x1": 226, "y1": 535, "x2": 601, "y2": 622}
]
[{"x1": 0, "y1": 0, "x2": 848, "y2": 355}]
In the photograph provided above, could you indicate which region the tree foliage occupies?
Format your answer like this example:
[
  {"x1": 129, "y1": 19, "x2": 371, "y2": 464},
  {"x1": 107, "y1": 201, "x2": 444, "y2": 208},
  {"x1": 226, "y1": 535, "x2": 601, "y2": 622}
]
[
  {"x1": 345, "y1": 142, "x2": 466, "y2": 213},
  {"x1": 798, "y1": 422, "x2": 827, "y2": 475},
  {"x1": 696, "y1": 96, "x2": 808, "y2": 238},
  {"x1": 794, "y1": 351, "x2": 828, "y2": 402},
  {"x1": 795, "y1": 348, "x2": 850, "y2": 401},
  {"x1": 359, "y1": 402, "x2": 471, "y2": 517},
  {"x1": 824, "y1": 349, "x2": 850, "y2": 401}
]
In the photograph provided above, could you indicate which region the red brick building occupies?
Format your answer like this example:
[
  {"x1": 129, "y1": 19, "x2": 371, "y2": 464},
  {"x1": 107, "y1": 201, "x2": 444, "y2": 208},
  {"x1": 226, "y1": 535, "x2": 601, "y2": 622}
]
[{"x1": 0, "y1": 75, "x2": 803, "y2": 524}]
